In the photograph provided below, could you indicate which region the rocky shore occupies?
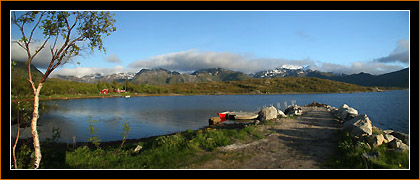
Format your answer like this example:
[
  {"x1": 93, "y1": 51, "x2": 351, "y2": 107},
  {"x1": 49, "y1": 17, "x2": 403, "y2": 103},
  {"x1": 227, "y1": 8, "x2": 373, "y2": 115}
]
[{"x1": 200, "y1": 102, "x2": 409, "y2": 168}]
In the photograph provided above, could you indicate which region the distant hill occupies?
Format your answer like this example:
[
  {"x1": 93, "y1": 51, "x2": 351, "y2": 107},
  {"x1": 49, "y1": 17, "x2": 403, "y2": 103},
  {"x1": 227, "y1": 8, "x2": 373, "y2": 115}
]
[
  {"x1": 54, "y1": 72, "x2": 136, "y2": 84},
  {"x1": 11, "y1": 60, "x2": 44, "y2": 96},
  {"x1": 162, "y1": 77, "x2": 377, "y2": 95},
  {"x1": 11, "y1": 60, "x2": 44, "y2": 81},
  {"x1": 130, "y1": 68, "x2": 250, "y2": 85},
  {"x1": 322, "y1": 68, "x2": 409, "y2": 88},
  {"x1": 254, "y1": 66, "x2": 409, "y2": 88},
  {"x1": 192, "y1": 68, "x2": 250, "y2": 82},
  {"x1": 51, "y1": 63, "x2": 409, "y2": 88}
]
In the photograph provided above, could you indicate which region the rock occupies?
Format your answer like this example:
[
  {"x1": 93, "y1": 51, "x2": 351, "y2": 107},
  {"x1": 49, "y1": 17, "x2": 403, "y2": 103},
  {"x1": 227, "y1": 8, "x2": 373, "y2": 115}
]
[
  {"x1": 337, "y1": 104, "x2": 350, "y2": 116},
  {"x1": 209, "y1": 117, "x2": 221, "y2": 125},
  {"x1": 254, "y1": 120, "x2": 261, "y2": 125},
  {"x1": 133, "y1": 145, "x2": 142, "y2": 153},
  {"x1": 383, "y1": 134, "x2": 395, "y2": 144},
  {"x1": 367, "y1": 134, "x2": 385, "y2": 147},
  {"x1": 284, "y1": 105, "x2": 302, "y2": 116},
  {"x1": 342, "y1": 114, "x2": 372, "y2": 137},
  {"x1": 340, "y1": 108, "x2": 358, "y2": 121},
  {"x1": 337, "y1": 104, "x2": 358, "y2": 121},
  {"x1": 388, "y1": 139, "x2": 409, "y2": 152},
  {"x1": 277, "y1": 109, "x2": 287, "y2": 118},
  {"x1": 258, "y1": 106, "x2": 278, "y2": 121},
  {"x1": 383, "y1": 130, "x2": 394, "y2": 134},
  {"x1": 391, "y1": 131, "x2": 409, "y2": 145}
]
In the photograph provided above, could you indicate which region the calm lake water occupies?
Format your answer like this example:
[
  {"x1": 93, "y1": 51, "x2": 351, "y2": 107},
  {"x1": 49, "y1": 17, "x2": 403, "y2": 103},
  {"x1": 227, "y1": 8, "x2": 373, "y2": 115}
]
[{"x1": 12, "y1": 90, "x2": 409, "y2": 143}]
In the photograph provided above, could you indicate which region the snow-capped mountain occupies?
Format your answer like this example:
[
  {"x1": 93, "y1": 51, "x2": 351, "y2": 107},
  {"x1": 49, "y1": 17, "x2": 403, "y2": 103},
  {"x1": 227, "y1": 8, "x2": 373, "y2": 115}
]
[
  {"x1": 55, "y1": 72, "x2": 136, "y2": 83},
  {"x1": 253, "y1": 65, "x2": 312, "y2": 78}
]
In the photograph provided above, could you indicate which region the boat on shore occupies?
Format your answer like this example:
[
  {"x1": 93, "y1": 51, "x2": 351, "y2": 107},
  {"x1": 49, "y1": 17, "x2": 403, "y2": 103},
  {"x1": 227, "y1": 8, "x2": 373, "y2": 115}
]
[
  {"x1": 219, "y1": 111, "x2": 258, "y2": 120},
  {"x1": 218, "y1": 111, "x2": 229, "y2": 119}
]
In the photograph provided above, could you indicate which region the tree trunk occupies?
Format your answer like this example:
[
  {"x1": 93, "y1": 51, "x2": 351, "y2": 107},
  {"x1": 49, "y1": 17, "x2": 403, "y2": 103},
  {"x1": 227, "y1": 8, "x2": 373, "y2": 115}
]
[
  {"x1": 12, "y1": 109, "x2": 20, "y2": 169},
  {"x1": 31, "y1": 83, "x2": 43, "y2": 169}
]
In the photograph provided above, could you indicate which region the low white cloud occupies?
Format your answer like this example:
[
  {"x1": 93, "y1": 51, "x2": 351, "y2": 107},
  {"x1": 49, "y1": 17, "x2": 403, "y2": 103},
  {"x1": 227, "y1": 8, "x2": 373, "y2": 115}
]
[
  {"x1": 105, "y1": 54, "x2": 121, "y2": 63},
  {"x1": 11, "y1": 40, "x2": 54, "y2": 70},
  {"x1": 50, "y1": 48, "x2": 407, "y2": 77},
  {"x1": 50, "y1": 65, "x2": 135, "y2": 78},
  {"x1": 10, "y1": 39, "x2": 83, "y2": 70},
  {"x1": 310, "y1": 61, "x2": 405, "y2": 75},
  {"x1": 129, "y1": 49, "x2": 314, "y2": 74},
  {"x1": 374, "y1": 39, "x2": 409, "y2": 64}
]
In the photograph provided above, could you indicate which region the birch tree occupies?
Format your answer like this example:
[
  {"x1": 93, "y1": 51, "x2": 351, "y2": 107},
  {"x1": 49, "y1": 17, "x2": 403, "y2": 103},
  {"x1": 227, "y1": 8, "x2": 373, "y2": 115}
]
[{"x1": 11, "y1": 11, "x2": 116, "y2": 169}]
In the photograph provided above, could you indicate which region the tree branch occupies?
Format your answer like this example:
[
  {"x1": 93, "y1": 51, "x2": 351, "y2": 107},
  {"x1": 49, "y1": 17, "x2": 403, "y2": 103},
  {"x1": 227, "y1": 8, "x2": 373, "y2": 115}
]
[{"x1": 28, "y1": 12, "x2": 45, "y2": 47}]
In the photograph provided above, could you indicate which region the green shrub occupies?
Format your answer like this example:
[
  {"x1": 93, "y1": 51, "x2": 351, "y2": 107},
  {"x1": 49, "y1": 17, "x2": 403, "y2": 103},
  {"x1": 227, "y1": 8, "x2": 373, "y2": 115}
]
[{"x1": 326, "y1": 131, "x2": 409, "y2": 169}]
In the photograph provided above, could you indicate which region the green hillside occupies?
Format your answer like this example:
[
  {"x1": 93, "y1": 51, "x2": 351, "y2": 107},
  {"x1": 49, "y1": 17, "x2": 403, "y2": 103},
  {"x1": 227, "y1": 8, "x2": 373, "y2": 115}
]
[
  {"x1": 160, "y1": 77, "x2": 377, "y2": 95},
  {"x1": 11, "y1": 60, "x2": 44, "y2": 97},
  {"x1": 11, "y1": 61, "x2": 378, "y2": 100}
]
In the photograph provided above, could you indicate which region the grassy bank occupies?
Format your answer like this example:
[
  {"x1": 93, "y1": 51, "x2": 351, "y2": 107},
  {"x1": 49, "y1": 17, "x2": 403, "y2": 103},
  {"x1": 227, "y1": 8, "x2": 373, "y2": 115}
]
[
  {"x1": 325, "y1": 131, "x2": 409, "y2": 169},
  {"x1": 12, "y1": 76, "x2": 393, "y2": 103},
  {"x1": 12, "y1": 117, "x2": 408, "y2": 169},
  {"x1": 13, "y1": 122, "x2": 267, "y2": 169}
]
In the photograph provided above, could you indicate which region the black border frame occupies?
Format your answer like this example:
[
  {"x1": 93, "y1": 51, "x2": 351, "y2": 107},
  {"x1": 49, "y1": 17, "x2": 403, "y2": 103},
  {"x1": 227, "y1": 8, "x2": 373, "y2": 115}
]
[{"x1": 1, "y1": 1, "x2": 418, "y2": 179}]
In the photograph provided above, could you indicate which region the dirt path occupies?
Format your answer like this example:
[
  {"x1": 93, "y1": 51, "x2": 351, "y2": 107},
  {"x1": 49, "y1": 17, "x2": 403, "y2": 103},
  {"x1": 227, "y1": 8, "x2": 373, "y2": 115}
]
[{"x1": 189, "y1": 106, "x2": 342, "y2": 169}]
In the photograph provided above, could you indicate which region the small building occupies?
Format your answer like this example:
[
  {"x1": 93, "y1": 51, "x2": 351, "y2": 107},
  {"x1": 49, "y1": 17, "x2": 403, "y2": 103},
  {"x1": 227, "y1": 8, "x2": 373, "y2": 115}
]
[
  {"x1": 114, "y1": 88, "x2": 126, "y2": 93},
  {"x1": 100, "y1": 89, "x2": 109, "y2": 94}
]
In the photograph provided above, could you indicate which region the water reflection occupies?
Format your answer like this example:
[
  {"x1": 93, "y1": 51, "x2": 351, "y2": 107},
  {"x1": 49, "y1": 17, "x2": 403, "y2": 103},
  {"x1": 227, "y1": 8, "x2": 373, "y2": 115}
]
[{"x1": 11, "y1": 90, "x2": 409, "y2": 142}]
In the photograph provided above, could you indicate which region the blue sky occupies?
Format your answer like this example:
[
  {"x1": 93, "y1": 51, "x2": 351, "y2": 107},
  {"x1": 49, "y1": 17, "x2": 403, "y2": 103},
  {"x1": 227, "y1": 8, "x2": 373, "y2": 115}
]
[{"x1": 11, "y1": 11, "x2": 409, "y2": 76}]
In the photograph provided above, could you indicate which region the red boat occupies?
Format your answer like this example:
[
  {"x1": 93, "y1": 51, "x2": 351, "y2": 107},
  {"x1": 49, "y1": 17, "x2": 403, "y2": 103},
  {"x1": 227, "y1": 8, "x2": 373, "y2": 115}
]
[{"x1": 218, "y1": 111, "x2": 229, "y2": 121}]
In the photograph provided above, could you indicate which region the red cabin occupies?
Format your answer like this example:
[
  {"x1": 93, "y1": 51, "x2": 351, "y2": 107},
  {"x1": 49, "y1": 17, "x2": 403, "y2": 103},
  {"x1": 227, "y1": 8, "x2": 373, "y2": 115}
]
[{"x1": 100, "y1": 89, "x2": 109, "y2": 94}]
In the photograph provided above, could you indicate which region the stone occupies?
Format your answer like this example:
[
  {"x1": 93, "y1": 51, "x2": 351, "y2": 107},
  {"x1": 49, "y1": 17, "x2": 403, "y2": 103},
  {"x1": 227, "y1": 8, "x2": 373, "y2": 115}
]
[
  {"x1": 383, "y1": 130, "x2": 394, "y2": 134},
  {"x1": 391, "y1": 131, "x2": 409, "y2": 145},
  {"x1": 277, "y1": 109, "x2": 287, "y2": 118},
  {"x1": 340, "y1": 108, "x2": 358, "y2": 121},
  {"x1": 367, "y1": 134, "x2": 385, "y2": 147},
  {"x1": 209, "y1": 117, "x2": 221, "y2": 125},
  {"x1": 284, "y1": 105, "x2": 302, "y2": 116},
  {"x1": 383, "y1": 134, "x2": 395, "y2": 143},
  {"x1": 337, "y1": 104, "x2": 350, "y2": 116},
  {"x1": 254, "y1": 120, "x2": 261, "y2": 125},
  {"x1": 133, "y1": 145, "x2": 142, "y2": 153},
  {"x1": 337, "y1": 104, "x2": 358, "y2": 121},
  {"x1": 342, "y1": 114, "x2": 372, "y2": 137},
  {"x1": 388, "y1": 139, "x2": 409, "y2": 152},
  {"x1": 258, "y1": 106, "x2": 278, "y2": 121}
]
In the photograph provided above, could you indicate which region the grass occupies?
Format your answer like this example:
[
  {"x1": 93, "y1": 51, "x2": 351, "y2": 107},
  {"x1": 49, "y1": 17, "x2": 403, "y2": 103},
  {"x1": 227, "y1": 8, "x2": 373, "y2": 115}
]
[
  {"x1": 64, "y1": 126, "x2": 264, "y2": 169},
  {"x1": 12, "y1": 124, "x2": 265, "y2": 169},
  {"x1": 325, "y1": 131, "x2": 409, "y2": 169}
]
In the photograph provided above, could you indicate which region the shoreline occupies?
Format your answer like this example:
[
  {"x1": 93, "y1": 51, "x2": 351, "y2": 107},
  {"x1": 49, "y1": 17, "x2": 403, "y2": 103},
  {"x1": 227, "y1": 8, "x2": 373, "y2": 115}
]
[
  {"x1": 11, "y1": 102, "x2": 409, "y2": 169},
  {"x1": 10, "y1": 88, "x2": 402, "y2": 103}
]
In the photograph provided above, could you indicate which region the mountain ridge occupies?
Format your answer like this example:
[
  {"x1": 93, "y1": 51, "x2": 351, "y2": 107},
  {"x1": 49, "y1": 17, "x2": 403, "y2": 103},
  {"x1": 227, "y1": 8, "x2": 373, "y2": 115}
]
[{"x1": 46, "y1": 66, "x2": 409, "y2": 88}]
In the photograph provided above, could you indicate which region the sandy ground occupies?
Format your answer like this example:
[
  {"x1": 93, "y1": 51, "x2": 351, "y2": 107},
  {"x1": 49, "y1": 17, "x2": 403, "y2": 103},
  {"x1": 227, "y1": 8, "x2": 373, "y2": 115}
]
[{"x1": 188, "y1": 106, "x2": 342, "y2": 169}]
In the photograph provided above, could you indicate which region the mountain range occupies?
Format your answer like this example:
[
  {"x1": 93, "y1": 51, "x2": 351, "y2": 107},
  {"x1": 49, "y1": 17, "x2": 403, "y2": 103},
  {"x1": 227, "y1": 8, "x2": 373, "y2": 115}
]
[{"x1": 16, "y1": 61, "x2": 409, "y2": 88}]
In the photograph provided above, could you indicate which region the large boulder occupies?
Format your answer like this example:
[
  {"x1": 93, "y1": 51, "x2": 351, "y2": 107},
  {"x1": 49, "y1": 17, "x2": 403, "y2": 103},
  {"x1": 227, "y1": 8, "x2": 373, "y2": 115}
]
[
  {"x1": 277, "y1": 109, "x2": 287, "y2": 118},
  {"x1": 327, "y1": 106, "x2": 338, "y2": 114},
  {"x1": 391, "y1": 131, "x2": 409, "y2": 145},
  {"x1": 258, "y1": 106, "x2": 278, "y2": 121},
  {"x1": 284, "y1": 105, "x2": 302, "y2": 116},
  {"x1": 209, "y1": 117, "x2": 221, "y2": 125},
  {"x1": 388, "y1": 139, "x2": 409, "y2": 152},
  {"x1": 337, "y1": 104, "x2": 358, "y2": 121},
  {"x1": 337, "y1": 104, "x2": 350, "y2": 116},
  {"x1": 342, "y1": 114, "x2": 373, "y2": 137},
  {"x1": 367, "y1": 134, "x2": 385, "y2": 147},
  {"x1": 383, "y1": 134, "x2": 395, "y2": 144}
]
